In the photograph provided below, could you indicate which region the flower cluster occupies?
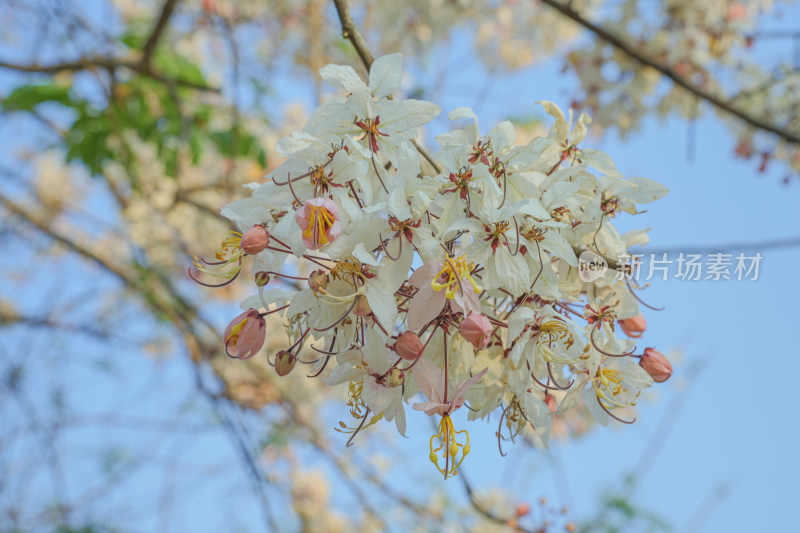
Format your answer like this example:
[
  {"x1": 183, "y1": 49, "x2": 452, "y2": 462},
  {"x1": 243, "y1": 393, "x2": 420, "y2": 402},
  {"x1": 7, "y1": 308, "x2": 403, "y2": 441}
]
[{"x1": 192, "y1": 54, "x2": 671, "y2": 479}]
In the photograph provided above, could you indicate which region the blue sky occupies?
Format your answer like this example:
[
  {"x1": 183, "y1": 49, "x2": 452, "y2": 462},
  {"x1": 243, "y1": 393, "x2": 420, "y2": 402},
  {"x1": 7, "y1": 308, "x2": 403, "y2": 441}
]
[{"x1": 2, "y1": 2, "x2": 800, "y2": 532}]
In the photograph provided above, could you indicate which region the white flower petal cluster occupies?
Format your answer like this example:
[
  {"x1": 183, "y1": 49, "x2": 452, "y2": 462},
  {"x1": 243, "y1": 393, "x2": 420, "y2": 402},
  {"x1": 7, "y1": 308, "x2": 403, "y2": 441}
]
[{"x1": 195, "y1": 54, "x2": 670, "y2": 479}]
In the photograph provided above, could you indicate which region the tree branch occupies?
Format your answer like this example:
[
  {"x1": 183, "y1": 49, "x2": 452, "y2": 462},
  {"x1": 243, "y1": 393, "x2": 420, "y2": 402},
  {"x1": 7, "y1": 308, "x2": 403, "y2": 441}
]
[
  {"x1": 331, "y1": 0, "x2": 374, "y2": 72},
  {"x1": 142, "y1": 0, "x2": 180, "y2": 67},
  {"x1": 540, "y1": 0, "x2": 800, "y2": 146},
  {"x1": 459, "y1": 471, "x2": 539, "y2": 532},
  {"x1": 330, "y1": 0, "x2": 443, "y2": 174},
  {"x1": 0, "y1": 57, "x2": 219, "y2": 93}
]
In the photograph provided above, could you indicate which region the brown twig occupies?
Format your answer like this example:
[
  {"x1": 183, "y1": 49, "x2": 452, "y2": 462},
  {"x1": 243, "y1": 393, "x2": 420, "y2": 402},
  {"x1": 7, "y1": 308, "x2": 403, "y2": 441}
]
[
  {"x1": 141, "y1": 0, "x2": 180, "y2": 67},
  {"x1": 330, "y1": 0, "x2": 443, "y2": 174},
  {"x1": 0, "y1": 58, "x2": 219, "y2": 93},
  {"x1": 540, "y1": 0, "x2": 800, "y2": 146}
]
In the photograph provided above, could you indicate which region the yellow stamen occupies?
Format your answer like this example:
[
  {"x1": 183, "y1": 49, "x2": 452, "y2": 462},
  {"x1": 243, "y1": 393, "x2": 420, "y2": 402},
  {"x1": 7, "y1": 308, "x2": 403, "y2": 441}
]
[
  {"x1": 536, "y1": 319, "x2": 579, "y2": 364},
  {"x1": 430, "y1": 255, "x2": 482, "y2": 299},
  {"x1": 192, "y1": 231, "x2": 244, "y2": 280},
  {"x1": 428, "y1": 414, "x2": 470, "y2": 479},
  {"x1": 303, "y1": 205, "x2": 336, "y2": 248},
  {"x1": 335, "y1": 380, "x2": 383, "y2": 434},
  {"x1": 593, "y1": 367, "x2": 639, "y2": 409},
  {"x1": 317, "y1": 257, "x2": 367, "y2": 306}
]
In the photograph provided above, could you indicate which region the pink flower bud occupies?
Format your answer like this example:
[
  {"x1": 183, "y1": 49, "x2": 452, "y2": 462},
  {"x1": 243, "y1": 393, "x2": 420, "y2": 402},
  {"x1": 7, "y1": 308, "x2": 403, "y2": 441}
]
[
  {"x1": 295, "y1": 198, "x2": 342, "y2": 250},
  {"x1": 395, "y1": 331, "x2": 423, "y2": 361},
  {"x1": 241, "y1": 224, "x2": 270, "y2": 255},
  {"x1": 385, "y1": 367, "x2": 405, "y2": 388},
  {"x1": 353, "y1": 294, "x2": 372, "y2": 316},
  {"x1": 640, "y1": 347, "x2": 672, "y2": 383},
  {"x1": 460, "y1": 312, "x2": 492, "y2": 349},
  {"x1": 274, "y1": 350, "x2": 297, "y2": 376},
  {"x1": 618, "y1": 314, "x2": 646, "y2": 338},
  {"x1": 254, "y1": 271, "x2": 270, "y2": 287},
  {"x1": 308, "y1": 270, "x2": 328, "y2": 292},
  {"x1": 223, "y1": 309, "x2": 266, "y2": 360}
]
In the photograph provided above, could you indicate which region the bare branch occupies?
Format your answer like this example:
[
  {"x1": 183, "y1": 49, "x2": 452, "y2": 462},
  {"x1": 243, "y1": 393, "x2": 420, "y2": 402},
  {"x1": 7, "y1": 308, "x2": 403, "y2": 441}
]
[
  {"x1": 541, "y1": 0, "x2": 800, "y2": 146},
  {"x1": 330, "y1": 0, "x2": 443, "y2": 174},
  {"x1": 141, "y1": 0, "x2": 180, "y2": 67},
  {"x1": 0, "y1": 57, "x2": 219, "y2": 93},
  {"x1": 331, "y1": 0, "x2": 374, "y2": 72}
]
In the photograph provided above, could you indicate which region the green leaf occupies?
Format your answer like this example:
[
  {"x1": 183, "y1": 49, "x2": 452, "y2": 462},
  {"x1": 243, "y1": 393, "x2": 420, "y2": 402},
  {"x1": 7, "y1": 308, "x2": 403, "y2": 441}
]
[{"x1": 2, "y1": 84, "x2": 75, "y2": 112}]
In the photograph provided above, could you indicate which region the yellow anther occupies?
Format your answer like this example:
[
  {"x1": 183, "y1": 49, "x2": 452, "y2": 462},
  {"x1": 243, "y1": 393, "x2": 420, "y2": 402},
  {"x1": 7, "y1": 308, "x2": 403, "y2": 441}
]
[
  {"x1": 428, "y1": 414, "x2": 471, "y2": 479},
  {"x1": 303, "y1": 204, "x2": 336, "y2": 247},
  {"x1": 536, "y1": 319, "x2": 579, "y2": 364},
  {"x1": 430, "y1": 255, "x2": 482, "y2": 299},
  {"x1": 317, "y1": 257, "x2": 367, "y2": 306},
  {"x1": 593, "y1": 367, "x2": 635, "y2": 409},
  {"x1": 191, "y1": 231, "x2": 245, "y2": 282}
]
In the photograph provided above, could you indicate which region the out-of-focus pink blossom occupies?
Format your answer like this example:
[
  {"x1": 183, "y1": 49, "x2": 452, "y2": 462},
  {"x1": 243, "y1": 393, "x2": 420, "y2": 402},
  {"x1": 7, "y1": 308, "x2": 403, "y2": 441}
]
[
  {"x1": 294, "y1": 198, "x2": 342, "y2": 250},
  {"x1": 460, "y1": 312, "x2": 492, "y2": 349},
  {"x1": 223, "y1": 309, "x2": 266, "y2": 360},
  {"x1": 727, "y1": 2, "x2": 747, "y2": 21},
  {"x1": 618, "y1": 314, "x2": 646, "y2": 338},
  {"x1": 735, "y1": 138, "x2": 754, "y2": 158},
  {"x1": 241, "y1": 224, "x2": 270, "y2": 255},
  {"x1": 639, "y1": 347, "x2": 672, "y2": 382}
]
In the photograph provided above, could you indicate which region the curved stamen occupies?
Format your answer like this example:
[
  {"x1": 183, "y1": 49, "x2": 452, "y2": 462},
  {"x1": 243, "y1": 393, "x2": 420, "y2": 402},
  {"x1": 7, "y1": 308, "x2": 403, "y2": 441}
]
[
  {"x1": 497, "y1": 403, "x2": 511, "y2": 457},
  {"x1": 547, "y1": 362, "x2": 574, "y2": 390},
  {"x1": 590, "y1": 325, "x2": 636, "y2": 358},
  {"x1": 592, "y1": 212, "x2": 607, "y2": 255},
  {"x1": 625, "y1": 279, "x2": 665, "y2": 311},
  {"x1": 286, "y1": 172, "x2": 302, "y2": 204},
  {"x1": 596, "y1": 396, "x2": 636, "y2": 424},
  {"x1": 271, "y1": 158, "x2": 334, "y2": 186},
  {"x1": 378, "y1": 232, "x2": 402, "y2": 261},
  {"x1": 314, "y1": 299, "x2": 358, "y2": 332},
  {"x1": 497, "y1": 165, "x2": 508, "y2": 208},
  {"x1": 530, "y1": 240, "x2": 544, "y2": 290},
  {"x1": 531, "y1": 371, "x2": 563, "y2": 391},
  {"x1": 196, "y1": 256, "x2": 228, "y2": 266},
  {"x1": 370, "y1": 154, "x2": 389, "y2": 193},
  {"x1": 307, "y1": 354, "x2": 332, "y2": 378},
  {"x1": 188, "y1": 266, "x2": 241, "y2": 288},
  {"x1": 346, "y1": 407, "x2": 371, "y2": 447},
  {"x1": 505, "y1": 217, "x2": 520, "y2": 257}
]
